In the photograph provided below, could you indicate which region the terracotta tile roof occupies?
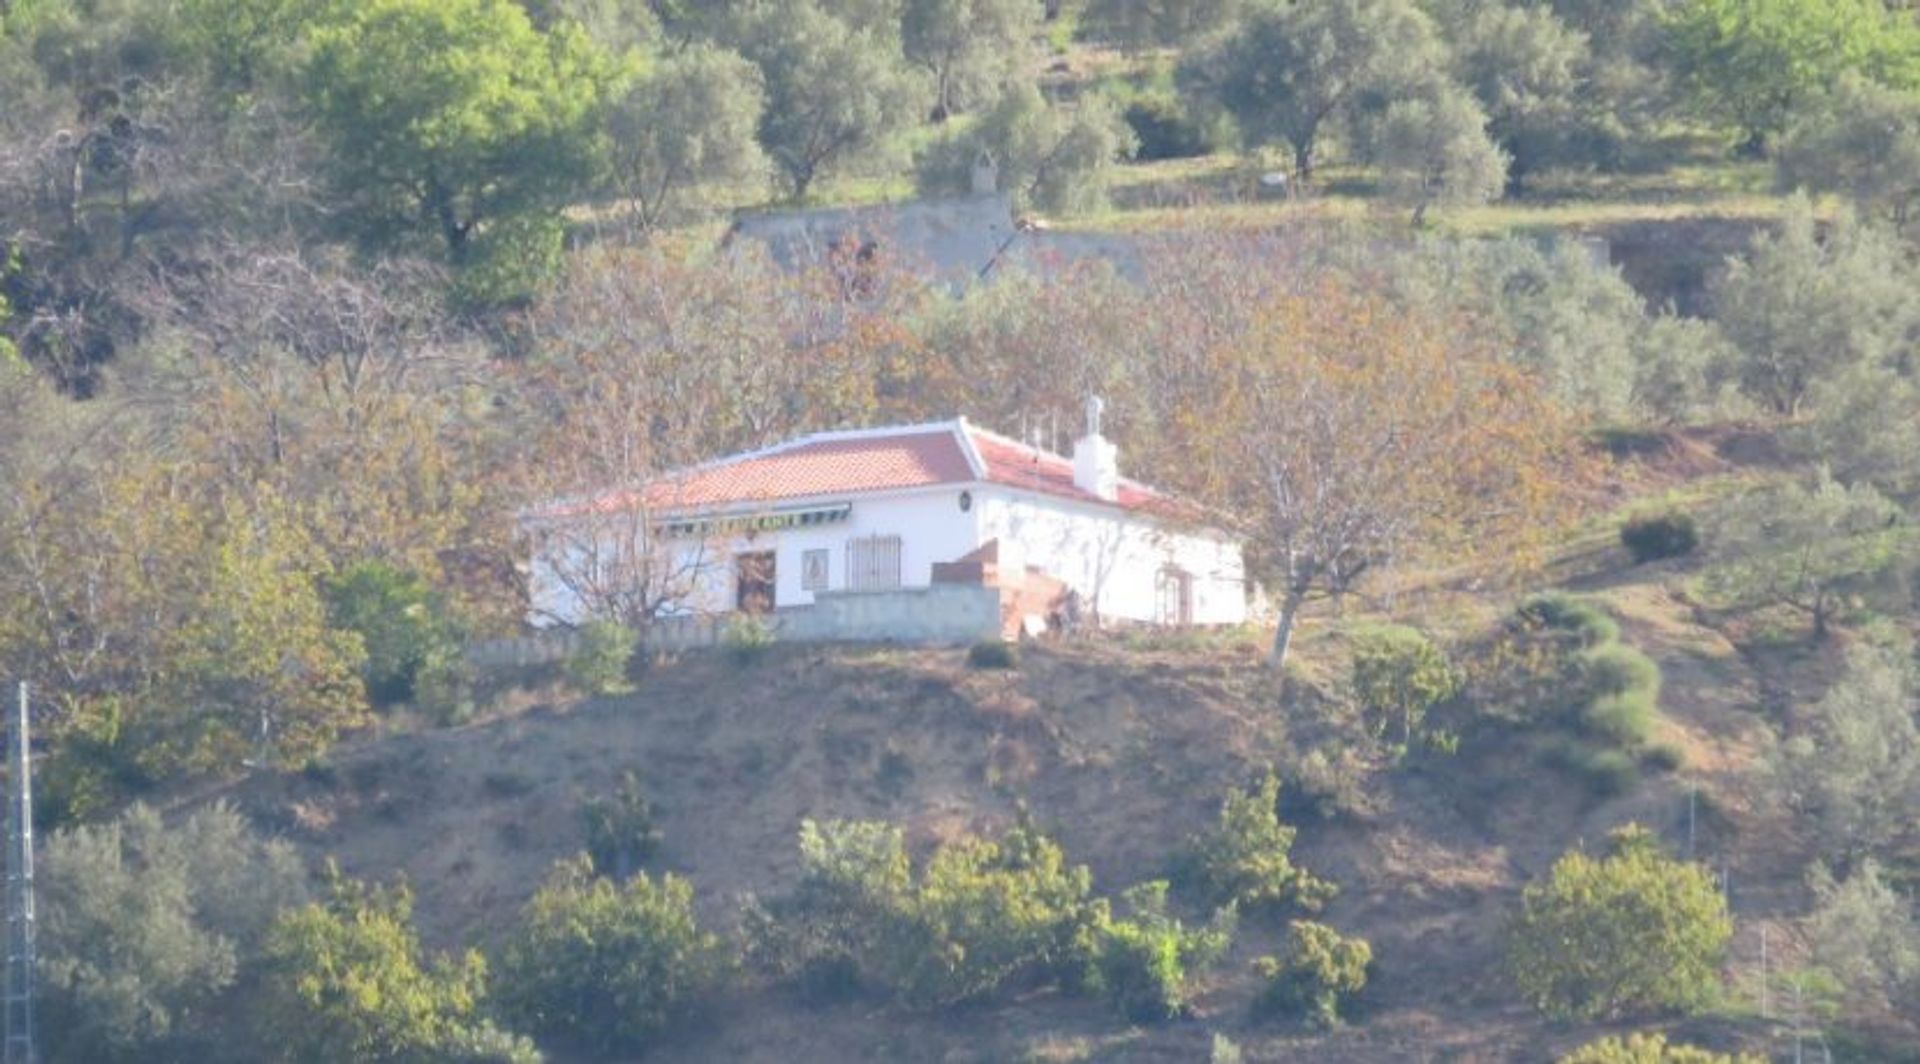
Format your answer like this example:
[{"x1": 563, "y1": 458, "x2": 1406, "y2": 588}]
[
  {"x1": 966, "y1": 427, "x2": 1169, "y2": 513},
  {"x1": 654, "y1": 427, "x2": 973, "y2": 508},
  {"x1": 531, "y1": 419, "x2": 1181, "y2": 519}
]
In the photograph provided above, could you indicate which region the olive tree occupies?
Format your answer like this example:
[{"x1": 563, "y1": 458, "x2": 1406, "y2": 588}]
[
  {"x1": 1711, "y1": 197, "x2": 1920, "y2": 416},
  {"x1": 902, "y1": 0, "x2": 1039, "y2": 121},
  {"x1": 730, "y1": 0, "x2": 929, "y2": 198},
  {"x1": 1806, "y1": 858, "x2": 1920, "y2": 1013},
  {"x1": 607, "y1": 44, "x2": 766, "y2": 228},
  {"x1": 1370, "y1": 84, "x2": 1508, "y2": 224},
  {"x1": 1775, "y1": 642, "x2": 1920, "y2": 862},
  {"x1": 915, "y1": 83, "x2": 1136, "y2": 213},
  {"x1": 1705, "y1": 469, "x2": 1910, "y2": 639},
  {"x1": 1777, "y1": 74, "x2": 1920, "y2": 225},
  {"x1": 40, "y1": 803, "x2": 306, "y2": 1063},
  {"x1": 1438, "y1": 1, "x2": 1597, "y2": 189},
  {"x1": 1180, "y1": 0, "x2": 1449, "y2": 180}
]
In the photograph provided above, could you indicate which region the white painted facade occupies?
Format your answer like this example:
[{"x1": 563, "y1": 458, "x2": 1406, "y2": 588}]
[{"x1": 526, "y1": 419, "x2": 1249, "y2": 631}]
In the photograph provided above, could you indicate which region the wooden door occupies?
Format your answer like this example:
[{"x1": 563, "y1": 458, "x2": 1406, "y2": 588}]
[{"x1": 736, "y1": 551, "x2": 776, "y2": 613}]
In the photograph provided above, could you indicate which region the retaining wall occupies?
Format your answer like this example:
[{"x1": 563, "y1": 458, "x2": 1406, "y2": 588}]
[{"x1": 468, "y1": 585, "x2": 1003, "y2": 667}]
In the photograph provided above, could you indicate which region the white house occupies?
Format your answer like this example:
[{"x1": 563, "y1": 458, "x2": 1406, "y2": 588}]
[{"x1": 524, "y1": 402, "x2": 1248, "y2": 635}]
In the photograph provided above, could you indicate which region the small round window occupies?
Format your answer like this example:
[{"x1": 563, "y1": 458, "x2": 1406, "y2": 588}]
[{"x1": 959, "y1": 491, "x2": 973, "y2": 512}]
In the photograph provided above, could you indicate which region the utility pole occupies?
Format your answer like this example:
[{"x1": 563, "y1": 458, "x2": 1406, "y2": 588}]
[{"x1": 4, "y1": 682, "x2": 34, "y2": 1064}]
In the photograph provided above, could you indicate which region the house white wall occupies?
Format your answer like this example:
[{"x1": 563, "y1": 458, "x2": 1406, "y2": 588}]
[
  {"x1": 529, "y1": 487, "x2": 983, "y2": 625},
  {"x1": 528, "y1": 483, "x2": 1246, "y2": 628},
  {"x1": 973, "y1": 488, "x2": 1246, "y2": 625}
]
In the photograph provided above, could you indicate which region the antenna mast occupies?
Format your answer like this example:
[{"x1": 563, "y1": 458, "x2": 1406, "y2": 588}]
[{"x1": 4, "y1": 682, "x2": 34, "y2": 1064}]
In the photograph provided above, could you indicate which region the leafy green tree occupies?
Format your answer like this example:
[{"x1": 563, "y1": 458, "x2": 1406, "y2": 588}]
[
  {"x1": 500, "y1": 855, "x2": 729, "y2": 1056},
  {"x1": 1661, "y1": 0, "x2": 1920, "y2": 152},
  {"x1": 1371, "y1": 84, "x2": 1509, "y2": 224},
  {"x1": 1705, "y1": 469, "x2": 1909, "y2": 639},
  {"x1": 1079, "y1": 0, "x2": 1245, "y2": 51},
  {"x1": 607, "y1": 43, "x2": 766, "y2": 228},
  {"x1": 1181, "y1": 0, "x2": 1448, "y2": 178},
  {"x1": 1806, "y1": 858, "x2": 1920, "y2": 1013},
  {"x1": 1183, "y1": 773, "x2": 1336, "y2": 914},
  {"x1": 1252, "y1": 921, "x2": 1372, "y2": 1028},
  {"x1": 902, "y1": 0, "x2": 1039, "y2": 120},
  {"x1": 1559, "y1": 1033, "x2": 1764, "y2": 1064},
  {"x1": 1350, "y1": 624, "x2": 1459, "y2": 750},
  {"x1": 1711, "y1": 197, "x2": 1920, "y2": 416},
  {"x1": 916, "y1": 82, "x2": 1137, "y2": 213},
  {"x1": 730, "y1": 0, "x2": 929, "y2": 198},
  {"x1": 323, "y1": 560, "x2": 464, "y2": 708},
  {"x1": 1777, "y1": 74, "x2": 1920, "y2": 224},
  {"x1": 40, "y1": 803, "x2": 305, "y2": 1064},
  {"x1": 301, "y1": 0, "x2": 615, "y2": 264},
  {"x1": 262, "y1": 872, "x2": 536, "y2": 1063},
  {"x1": 1508, "y1": 824, "x2": 1732, "y2": 1020},
  {"x1": 1776, "y1": 642, "x2": 1920, "y2": 862}
]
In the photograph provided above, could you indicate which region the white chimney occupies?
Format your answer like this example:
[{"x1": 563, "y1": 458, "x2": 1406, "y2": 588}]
[{"x1": 1072, "y1": 395, "x2": 1119, "y2": 501}]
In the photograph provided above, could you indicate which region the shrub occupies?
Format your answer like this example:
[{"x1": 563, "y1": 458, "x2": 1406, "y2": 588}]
[
  {"x1": 1509, "y1": 825, "x2": 1731, "y2": 1020},
  {"x1": 264, "y1": 872, "x2": 535, "y2": 1064},
  {"x1": 1621, "y1": 511, "x2": 1700, "y2": 564},
  {"x1": 565, "y1": 620, "x2": 636, "y2": 695},
  {"x1": 1183, "y1": 774, "x2": 1336, "y2": 915},
  {"x1": 967, "y1": 640, "x2": 1019, "y2": 669},
  {"x1": 1642, "y1": 742, "x2": 1687, "y2": 773},
  {"x1": 1090, "y1": 882, "x2": 1234, "y2": 1023},
  {"x1": 1559, "y1": 1033, "x2": 1765, "y2": 1063},
  {"x1": 500, "y1": 855, "x2": 729, "y2": 1056},
  {"x1": 1570, "y1": 745, "x2": 1642, "y2": 797},
  {"x1": 722, "y1": 612, "x2": 774, "y2": 664},
  {"x1": 1517, "y1": 593, "x2": 1620, "y2": 647},
  {"x1": 755, "y1": 818, "x2": 1103, "y2": 1008},
  {"x1": 1582, "y1": 692, "x2": 1658, "y2": 747},
  {"x1": 895, "y1": 823, "x2": 1102, "y2": 1005},
  {"x1": 1252, "y1": 921, "x2": 1372, "y2": 1029},
  {"x1": 323, "y1": 560, "x2": 466, "y2": 707},
  {"x1": 1349, "y1": 624, "x2": 1460, "y2": 750},
  {"x1": 1582, "y1": 643, "x2": 1662, "y2": 701},
  {"x1": 41, "y1": 803, "x2": 307, "y2": 1063},
  {"x1": 1122, "y1": 93, "x2": 1221, "y2": 160},
  {"x1": 580, "y1": 771, "x2": 663, "y2": 882}
]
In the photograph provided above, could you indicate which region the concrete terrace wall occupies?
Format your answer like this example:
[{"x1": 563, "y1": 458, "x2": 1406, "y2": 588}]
[{"x1": 470, "y1": 585, "x2": 1003, "y2": 667}]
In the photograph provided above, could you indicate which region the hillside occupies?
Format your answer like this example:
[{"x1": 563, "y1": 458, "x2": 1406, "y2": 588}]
[{"x1": 180, "y1": 434, "x2": 1877, "y2": 1064}]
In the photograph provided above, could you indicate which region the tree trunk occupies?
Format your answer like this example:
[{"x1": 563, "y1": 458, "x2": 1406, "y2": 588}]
[{"x1": 1268, "y1": 583, "x2": 1307, "y2": 670}]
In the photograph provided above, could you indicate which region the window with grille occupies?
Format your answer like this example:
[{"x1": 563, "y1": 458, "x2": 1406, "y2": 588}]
[
  {"x1": 1156, "y1": 566, "x2": 1193, "y2": 626},
  {"x1": 846, "y1": 535, "x2": 903, "y2": 591},
  {"x1": 801, "y1": 548, "x2": 830, "y2": 591}
]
